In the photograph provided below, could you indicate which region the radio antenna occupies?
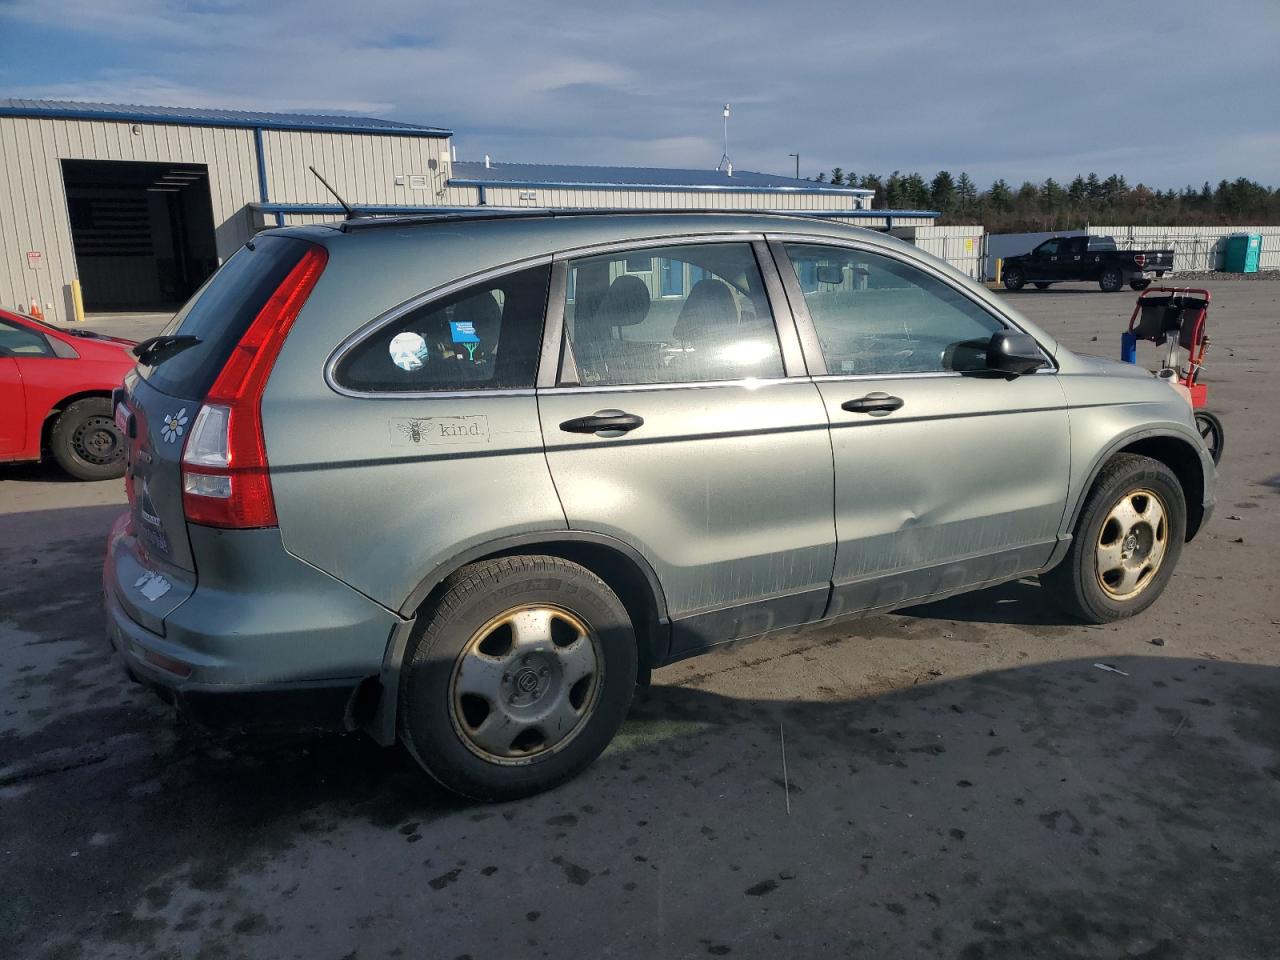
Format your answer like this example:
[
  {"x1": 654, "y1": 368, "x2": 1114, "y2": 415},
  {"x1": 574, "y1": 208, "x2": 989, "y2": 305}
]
[{"x1": 309, "y1": 166, "x2": 354, "y2": 218}]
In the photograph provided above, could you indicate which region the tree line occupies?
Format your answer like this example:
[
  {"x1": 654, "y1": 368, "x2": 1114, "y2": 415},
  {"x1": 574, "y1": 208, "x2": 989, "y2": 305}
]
[{"x1": 814, "y1": 168, "x2": 1280, "y2": 230}]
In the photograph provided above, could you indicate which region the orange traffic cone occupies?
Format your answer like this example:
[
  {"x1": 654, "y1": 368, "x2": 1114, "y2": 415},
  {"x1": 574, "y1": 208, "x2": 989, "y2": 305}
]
[{"x1": 29, "y1": 299, "x2": 45, "y2": 322}]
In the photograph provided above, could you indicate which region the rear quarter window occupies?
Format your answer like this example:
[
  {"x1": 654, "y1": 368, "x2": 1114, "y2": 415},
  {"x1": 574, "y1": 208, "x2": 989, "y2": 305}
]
[
  {"x1": 137, "y1": 235, "x2": 312, "y2": 399},
  {"x1": 332, "y1": 264, "x2": 550, "y2": 393}
]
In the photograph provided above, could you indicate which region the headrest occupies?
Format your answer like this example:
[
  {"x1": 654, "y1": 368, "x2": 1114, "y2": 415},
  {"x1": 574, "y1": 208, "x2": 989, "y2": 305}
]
[
  {"x1": 674, "y1": 278, "x2": 738, "y2": 340},
  {"x1": 596, "y1": 275, "x2": 651, "y2": 328}
]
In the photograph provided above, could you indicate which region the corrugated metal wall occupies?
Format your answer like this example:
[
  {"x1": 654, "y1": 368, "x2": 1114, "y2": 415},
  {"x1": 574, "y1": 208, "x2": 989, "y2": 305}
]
[
  {"x1": 0, "y1": 116, "x2": 261, "y2": 321},
  {"x1": 261, "y1": 130, "x2": 460, "y2": 206},
  {"x1": 475, "y1": 184, "x2": 867, "y2": 212},
  {"x1": 1089, "y1": 226, "x2": 1280, "y2": 272}
]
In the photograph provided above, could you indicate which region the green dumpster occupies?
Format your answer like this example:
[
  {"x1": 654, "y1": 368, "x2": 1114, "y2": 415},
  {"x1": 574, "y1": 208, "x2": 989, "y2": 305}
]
[{"x1": 1223, "y1": 233, "x2": 1261, "y2": 273}]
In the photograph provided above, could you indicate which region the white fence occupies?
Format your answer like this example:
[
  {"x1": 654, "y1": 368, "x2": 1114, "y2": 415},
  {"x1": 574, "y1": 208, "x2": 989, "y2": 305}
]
[
  {"x1": 1089, "y1": 225, "x2": 1280, "y2": 272},
  {"x1": 891, "y1": 225, "x2": 986, "y2": 279}
]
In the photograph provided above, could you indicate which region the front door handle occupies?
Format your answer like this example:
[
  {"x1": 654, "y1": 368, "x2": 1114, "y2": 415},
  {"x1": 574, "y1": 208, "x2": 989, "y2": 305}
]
[
  {"x1": 559, "y1": 409, "x2": 645, "y2": 435},
  {"x1": 841, "y1": 393, "x2": 904, "y2": 415}
]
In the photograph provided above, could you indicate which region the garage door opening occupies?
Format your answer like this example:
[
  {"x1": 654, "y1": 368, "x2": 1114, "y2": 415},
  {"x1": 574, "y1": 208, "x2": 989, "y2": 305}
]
[{"x1": 61, "y1": 159, "x2": 218, "y2": 313}]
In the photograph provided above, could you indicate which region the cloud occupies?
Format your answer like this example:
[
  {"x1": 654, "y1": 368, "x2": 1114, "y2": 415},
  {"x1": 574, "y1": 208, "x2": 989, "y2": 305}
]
[{"x1": 2, "y1": 0, "x2": 1278, "y2": 186}]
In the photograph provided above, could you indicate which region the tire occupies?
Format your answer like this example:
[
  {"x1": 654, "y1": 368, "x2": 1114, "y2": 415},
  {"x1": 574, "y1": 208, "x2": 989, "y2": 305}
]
[
  {"x1": 1130, "y1": 279, "x2": 1152, "y2": 291},
  {"x1": 1099, "y1": 268, "x2": 1124, "y2": 292},
  {"x1": 1034, "y1": 282, "x2": 1052, "y2": 290},
  {"x1": 1041, "y1": 453, "x2": 1186, "y2": 624},
  {"x1": 399, "y1": 555, "x2": 638, "y2": 801},
  {"x1": 1002, "y1": 267, "x2": 1025, "y2": 291},
  {"x1": 49, "y1": 397, "x2": 125, "y2": 481},
  {"x1": 1194, "y1": 410, "x2": 1224, "y2": 465}
]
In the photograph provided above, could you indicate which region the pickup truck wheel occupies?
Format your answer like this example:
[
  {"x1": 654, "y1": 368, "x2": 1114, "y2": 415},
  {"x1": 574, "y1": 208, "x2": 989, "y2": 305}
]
[
  {"x1": 1041, "y1": 453, "x2": 1185, "y2": 623},
  {"x1": 1034, "y1": 282, "x2": 1051, "y2": 290},
  {"x1": 1130, "y1": 279, "x2": 1152, "y2": 291},
  {"x1": 399, "y1": 555, "x2": 637, "y2": 801},
  {"x1": 1002, "y1": 267, "x2": 1025, "y2": 291},
  {"x1": 1099, "y1": 268, "x2": 1124, "y2": 292},
  {"x1": 49, "y1": 398, "x2": 126, "y2": 481}
]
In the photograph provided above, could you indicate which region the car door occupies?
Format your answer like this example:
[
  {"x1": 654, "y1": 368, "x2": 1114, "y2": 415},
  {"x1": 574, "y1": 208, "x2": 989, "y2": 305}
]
[
  {"x1": 0, "y1": 317, "x2": 54, "y2": 456},
  {"x1": 1062, "y1": 236, "x2": 1088, "y2": 278},
  {"x1": 537, "y1": 238, "x2": 836, "y2": 658},
  {"x1": 1029, "y1": 239, "x2": 1062, "y2": 281},
  {"x1": 772, "y1": 238, "x2": 1070, "y2": 616}
]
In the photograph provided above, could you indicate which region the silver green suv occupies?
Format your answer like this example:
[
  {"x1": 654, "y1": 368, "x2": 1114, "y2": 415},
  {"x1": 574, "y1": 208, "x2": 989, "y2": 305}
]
[{"x1": 103, "y1": 211, "x2": 1216, "y2": 799}]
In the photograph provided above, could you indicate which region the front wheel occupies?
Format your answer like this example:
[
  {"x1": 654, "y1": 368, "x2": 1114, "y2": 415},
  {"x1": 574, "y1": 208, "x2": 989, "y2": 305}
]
[
  {"x1": 1099, "y1": 268, "x2": 1124, "y2": 292},
  {"x1": 50, "y1": 397, "x2": 125, "y2": 480},
  {"x1": 1194, "y1": 410, "x2": 1224, "y2": 465},
  {"x1": 1130, "y1": 279, "x2": 1152, "y2": 291},
  {"x1": 1002, "y1": 267, "x2": 1026, "y2": 291},
  {"x1": 1041, "y1": 453, "x2": 1186, "y2": 623},
  {"x1": 399, "y1": 555, "x2": 638, "y2": 801}
]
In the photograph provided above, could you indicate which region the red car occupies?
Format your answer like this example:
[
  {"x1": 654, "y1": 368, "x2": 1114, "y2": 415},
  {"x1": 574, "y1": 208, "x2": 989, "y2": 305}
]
[{"x1": 0, "y1": 308, "x2": 137, "y2": 480}]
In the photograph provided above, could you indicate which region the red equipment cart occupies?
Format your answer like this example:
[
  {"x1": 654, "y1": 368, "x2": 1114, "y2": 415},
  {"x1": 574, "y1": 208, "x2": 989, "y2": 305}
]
[{"x1": 1122, "y1": 286, "x2": 1224, "y2": 464}]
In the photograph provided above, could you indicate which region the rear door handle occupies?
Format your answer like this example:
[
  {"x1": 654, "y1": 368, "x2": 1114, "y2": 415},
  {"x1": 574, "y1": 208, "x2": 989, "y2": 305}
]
[
  {"x1": 841, "y1": 393, "x2": 904, "y2": 415},
  {"x1": 559, "y1": 409, "x2": 645, "y2": 435}
]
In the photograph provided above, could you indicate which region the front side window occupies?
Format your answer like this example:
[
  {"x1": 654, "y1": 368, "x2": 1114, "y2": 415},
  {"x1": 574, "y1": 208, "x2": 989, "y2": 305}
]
[
  {"x1": 334, "y1": 264, "x2": 549, "y2": 392},
  {"x1": 0, "y1": 319, "x2": 54, "y2": 357},
  {"x1": 1036, "y1": 239, "x2": 1060, "y2": 257},
  {"x1": 784, "y1": 243, "x2": 1005, "y2": 376},
  {"x1": 563, "y1": 243, "x2": 783, "y2": 386}
]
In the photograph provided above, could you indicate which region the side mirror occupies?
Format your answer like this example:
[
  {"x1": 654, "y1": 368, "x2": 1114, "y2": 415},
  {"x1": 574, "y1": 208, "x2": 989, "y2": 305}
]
[{"x1": 986, "y1": 330, "x2": 1047, "y2": 376}]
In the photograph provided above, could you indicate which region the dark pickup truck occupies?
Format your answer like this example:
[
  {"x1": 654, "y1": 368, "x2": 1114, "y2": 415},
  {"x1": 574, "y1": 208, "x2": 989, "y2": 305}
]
[{"x1": 1001, "y1": 235, "x2": 1174, "y2": 292}]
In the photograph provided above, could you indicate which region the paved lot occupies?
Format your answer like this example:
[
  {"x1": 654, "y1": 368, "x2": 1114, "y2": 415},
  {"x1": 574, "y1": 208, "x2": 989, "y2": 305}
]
[{"x1": 3, "y1": 281, "x2": 1279, "y2": 960}]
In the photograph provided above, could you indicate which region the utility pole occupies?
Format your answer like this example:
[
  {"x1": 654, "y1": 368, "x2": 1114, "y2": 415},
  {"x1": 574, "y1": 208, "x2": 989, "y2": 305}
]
[
  {"x1": 717, "y1": 104, "x2": 732, "y2": 175},
  {"x1": 788, "y1": 153, "x2": 799, "y2": 179}
]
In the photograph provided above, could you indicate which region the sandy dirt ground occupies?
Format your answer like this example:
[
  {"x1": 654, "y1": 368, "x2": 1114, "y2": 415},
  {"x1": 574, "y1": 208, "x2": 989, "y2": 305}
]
[{"x1": 2, "y1": 279, "x2": 1278, "y2": 960}]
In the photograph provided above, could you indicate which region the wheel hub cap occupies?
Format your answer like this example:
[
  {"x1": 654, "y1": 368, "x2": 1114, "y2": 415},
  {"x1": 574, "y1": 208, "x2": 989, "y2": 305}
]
[
  {"x1": 450, "y1": 605, "x2": 602, "y2": 764},
  {"x1": 1095, "y1": 487, "x2": 1168, "y2": 601}
]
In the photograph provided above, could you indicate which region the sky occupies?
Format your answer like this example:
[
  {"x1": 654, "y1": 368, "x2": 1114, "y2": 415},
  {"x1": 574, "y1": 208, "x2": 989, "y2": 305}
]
[{"x1": 1, "y1": 0, "x2": 1278, "y2": 190}]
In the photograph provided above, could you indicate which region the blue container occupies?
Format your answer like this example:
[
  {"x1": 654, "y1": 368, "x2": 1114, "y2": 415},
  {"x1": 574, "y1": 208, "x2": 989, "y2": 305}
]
[
  {"x1": 1121, "y1": 331, "x2": 1138, "y2": 364},
  {"x1": 1223, "y1": 233, "x2": 1261, "y2": 273}
]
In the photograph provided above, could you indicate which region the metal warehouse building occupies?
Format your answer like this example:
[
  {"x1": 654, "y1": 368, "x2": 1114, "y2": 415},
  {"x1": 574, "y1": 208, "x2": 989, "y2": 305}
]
[{"x1": 1, "y1": 99, "x2": 941, "y2": 323}]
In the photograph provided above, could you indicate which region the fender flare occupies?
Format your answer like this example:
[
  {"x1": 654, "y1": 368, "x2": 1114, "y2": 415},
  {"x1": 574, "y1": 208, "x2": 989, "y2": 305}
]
[
  {"x1": 1061, "y1": 425, "x2": 1210, "y2": 540},
  {"x1": 366, "y1": 530, "x2": 671, "y2": 745}
]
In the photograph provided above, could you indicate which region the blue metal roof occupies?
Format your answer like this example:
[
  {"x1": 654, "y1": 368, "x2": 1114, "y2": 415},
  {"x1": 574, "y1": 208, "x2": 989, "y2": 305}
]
[
  {"x1": 0, "y1": 99, "x2": 451, "y2": 137},
  {"x1": 451, "y1": 160, "x2": 872, "y2": 196}
]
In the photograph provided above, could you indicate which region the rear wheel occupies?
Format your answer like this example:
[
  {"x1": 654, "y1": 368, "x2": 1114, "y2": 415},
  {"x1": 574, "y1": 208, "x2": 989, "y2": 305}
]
[
  {"x1": 49, "y1": 397, "x2": 125, "y2": 481},
  {"x1": 1099, "y1": 268, "x2": 1124, "y2": 292},
  {"x1": 1194, "y1": 410, "x2": 1224, "y2": 465},
  {"x1": 1034, "y1": 282, "x2": 1052, "y2": 290},
  {"x1": 399, "y1": 556, "x2": 637, "y2": 801},
  {"x1": 1041, "y1": 454, "x2": 1185, "y2": 623},
  {"x1": 1002, "y1": 267, "x2": 1026, "y2": 291},
  {"x1": 1130, "y1": 279, "x2": 1152, "y2": 291}
]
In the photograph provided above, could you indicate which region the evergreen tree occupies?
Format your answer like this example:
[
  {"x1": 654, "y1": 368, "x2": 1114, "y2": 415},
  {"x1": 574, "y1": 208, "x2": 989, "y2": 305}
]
[
  {"x1": 829, "y1": 167, "x2": 846, "y2": 186},
  {"x1": 930, "y1": 170, "x2": 957, "y2": 214}
]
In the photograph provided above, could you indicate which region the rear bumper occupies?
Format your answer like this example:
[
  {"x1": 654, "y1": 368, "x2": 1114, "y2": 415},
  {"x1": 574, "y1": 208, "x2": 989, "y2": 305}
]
[{"x1": 103, "y1": 513, "x2": 404, "y2": 733}]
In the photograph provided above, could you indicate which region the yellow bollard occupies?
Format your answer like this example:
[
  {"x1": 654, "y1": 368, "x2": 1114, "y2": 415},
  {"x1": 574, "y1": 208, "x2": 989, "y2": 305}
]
[
  {"x1": 995, "y1": 258, "x2": 1003, "y2": 285},
  {"x1": 71, "y1": 279, "x2": 85, "y2": 322}
]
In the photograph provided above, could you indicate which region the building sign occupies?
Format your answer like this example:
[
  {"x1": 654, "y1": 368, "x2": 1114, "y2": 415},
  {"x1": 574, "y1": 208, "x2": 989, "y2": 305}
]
[{"x1": 26, "y1": 250, "x2": 44, "y2": 270}]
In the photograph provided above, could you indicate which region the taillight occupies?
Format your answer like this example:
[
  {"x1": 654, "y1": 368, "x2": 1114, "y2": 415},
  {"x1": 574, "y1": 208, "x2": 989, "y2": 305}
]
[
  {"x1": 180, "y1": 245, "x2": 327, "y2": 528},
  {"x1": 1134, "y1": 253, "x2": 1147, "y2": 267}
]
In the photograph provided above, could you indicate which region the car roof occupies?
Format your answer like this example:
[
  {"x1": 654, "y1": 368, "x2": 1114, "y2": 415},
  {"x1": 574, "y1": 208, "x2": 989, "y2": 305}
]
[{"x1": 260, "y1": 209, "x2": 927, "y2": 262}]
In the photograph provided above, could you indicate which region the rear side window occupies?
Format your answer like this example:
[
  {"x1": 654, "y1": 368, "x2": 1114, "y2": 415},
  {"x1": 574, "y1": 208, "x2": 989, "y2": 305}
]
[
  {"x1": 138, "y1": 235, "x2": 312, "y2": 399},
  {"x1": 334, "y1": 264, "x2": 550, "y2": 393},
  {"x1": 562, "y1": 242, "x2": 782, "y2": 386}
]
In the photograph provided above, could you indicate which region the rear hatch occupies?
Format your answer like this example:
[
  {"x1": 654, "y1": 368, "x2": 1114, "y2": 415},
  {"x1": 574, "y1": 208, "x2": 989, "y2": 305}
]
[{"x1": 114, "y1": 235, "x2": 314, "y2": 632}]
